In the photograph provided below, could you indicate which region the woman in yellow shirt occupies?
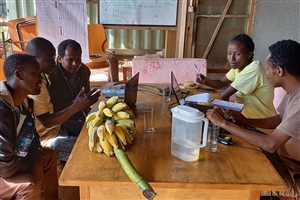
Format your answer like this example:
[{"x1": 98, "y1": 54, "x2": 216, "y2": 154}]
[{"x1": 197, "y1": 34, "x2": 276, "y2": 132}]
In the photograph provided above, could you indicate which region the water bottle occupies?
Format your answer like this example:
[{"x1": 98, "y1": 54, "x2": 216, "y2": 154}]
[{"x1": 17, "y1": 121, "x2": 35, "y2": 157}]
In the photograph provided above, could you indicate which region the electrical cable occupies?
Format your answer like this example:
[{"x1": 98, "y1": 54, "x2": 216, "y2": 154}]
[
  {"x1": 138, "y1": 89, "x2": 162, "y2": 96},
  {"x1": 230, "y1": 142, "x2": 263, "y2": 153},
  {"x1": 139, "y1": 84, "x2": 165, "y2": 93}
]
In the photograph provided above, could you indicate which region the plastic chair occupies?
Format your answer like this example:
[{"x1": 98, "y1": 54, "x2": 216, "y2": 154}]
[
  {"x1": 7, "y1": 16, "x2": 37, "y2": 53},
  {"x1": 86, "y1": 24, "x2": 119, "y2": 82}
]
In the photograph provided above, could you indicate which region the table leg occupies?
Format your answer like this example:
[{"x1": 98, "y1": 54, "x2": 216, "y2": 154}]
[
  {"x1": 79, "y1": 186, "x2": 90, "y2": 200},
  {"x1": 249, "y1": 191, "x2": 261, "y2": 200}
]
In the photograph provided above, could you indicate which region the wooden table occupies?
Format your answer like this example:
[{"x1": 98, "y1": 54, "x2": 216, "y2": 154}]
[{"x1": 59, "y1": 89, "x2": 286, "y2": 200}]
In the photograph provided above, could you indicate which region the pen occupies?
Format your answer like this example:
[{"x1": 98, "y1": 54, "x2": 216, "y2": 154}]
[{"x1": 194, "y1": 64, "x2": 202, "y2": 82}]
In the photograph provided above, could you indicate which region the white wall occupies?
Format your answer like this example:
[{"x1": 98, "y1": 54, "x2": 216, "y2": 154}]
[
  {"x1": 253, "y1": 1, "x2": 300, "y2": 109},
  {"x1": 253, "y1": 1, "x2": 300, "y2": 66}
]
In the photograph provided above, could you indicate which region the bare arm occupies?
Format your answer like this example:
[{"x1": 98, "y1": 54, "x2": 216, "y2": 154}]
[
  {"x1": 206, "y1": 108, "x2": 290, "y2": 153},
  {"x1": 196, "y1": 74, "x2": 231, "y2": 89},
  {"x1": 220, "y1": 85, "x2": 237, "y2": 101},
  {"x1": 227, "y1": 110, "x2": 282, "y2": 129},
  {"x1": 37, "y1": 88, "x2": 100, "y2": 128}
]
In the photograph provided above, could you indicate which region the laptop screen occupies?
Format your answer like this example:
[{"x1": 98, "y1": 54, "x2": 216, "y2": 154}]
[
  {"x1": 171, "y1": 71, "x2": 185, "y2": 105},
  {"x1": 124, "y1": 72, "x2": 139, "y2": 107}
]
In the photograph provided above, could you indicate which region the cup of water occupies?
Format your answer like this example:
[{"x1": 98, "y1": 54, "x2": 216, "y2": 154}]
[
  {"x1": 143, "y1": 107, "x2": 154, "y2": 132},
  {"x1": 205, "y1": 123, "x2": 220, "y2": 152}
]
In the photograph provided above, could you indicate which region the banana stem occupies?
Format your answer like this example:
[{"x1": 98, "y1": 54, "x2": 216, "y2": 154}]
[{"x1": 113, "y1": 147, "x2": 156, "y2": 200}]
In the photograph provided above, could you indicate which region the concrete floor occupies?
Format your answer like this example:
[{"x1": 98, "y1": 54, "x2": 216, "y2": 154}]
[{"x1": 57, "y1": 162, "x2": 80, "y2": 200}]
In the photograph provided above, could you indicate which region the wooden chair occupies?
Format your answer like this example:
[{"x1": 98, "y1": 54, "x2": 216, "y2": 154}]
[
  {"x1": 7, "y1": 16, "x2": 37, "y2": 53},
  {"x1": 86, "y1": 24, "x2": 119, "y2": 82}
]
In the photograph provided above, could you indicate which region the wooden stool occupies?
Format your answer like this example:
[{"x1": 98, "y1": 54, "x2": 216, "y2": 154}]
[{"x1": 122, "y1": 66, "x2": 132, "y2": 82}]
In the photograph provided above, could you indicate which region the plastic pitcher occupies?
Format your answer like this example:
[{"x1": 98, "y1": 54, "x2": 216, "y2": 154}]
[{"x1": 171, "y1": 105, "x2": 209, "y2": 162}]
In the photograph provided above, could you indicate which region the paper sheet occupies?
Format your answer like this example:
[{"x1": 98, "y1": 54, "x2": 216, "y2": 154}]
[
  {"x1": 185, "y1": 93, "x2": 214, "y2": 103},
  {"x1": 185, "y1": 93, "x2": 244, "y2": 112},
  {"x1": 211, "y1": 99, "x2": 244, "y2": 112},
  {"x1": 36, "y1": 0, "x2": 89, "y2": 63}
]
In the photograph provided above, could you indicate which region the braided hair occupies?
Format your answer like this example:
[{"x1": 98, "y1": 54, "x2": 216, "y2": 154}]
[
  {"x1": 230, "y1": 34, "x2": 255, "y2": 60},
  {"x1": 268, "y1": 39, "x2": 300, "y2": 77}
]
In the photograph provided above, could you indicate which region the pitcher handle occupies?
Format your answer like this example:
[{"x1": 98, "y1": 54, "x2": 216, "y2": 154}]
[{"x1": 198, "y1": 118, "x2": 209, "y2": 148}]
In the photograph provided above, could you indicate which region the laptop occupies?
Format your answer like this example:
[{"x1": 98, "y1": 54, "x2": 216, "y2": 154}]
[
  {"x1": 123, "y1": 72, "x2": 139, "y2": 107},
  {"x1": 101, "y1": 72, "x2": 139, "y2": 107},
  {"x1": 171, "y1": 71, "x2": 213, "y2": 113},
  {"x1": 171, "y1": 71, "x2": 186, "y2": 105}
]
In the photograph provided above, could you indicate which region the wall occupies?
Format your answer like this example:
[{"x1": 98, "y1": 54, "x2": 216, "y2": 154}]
[
  {"x1": 253, "y1": 1, "x2": 300, "y2": 65},
  {"x1": 253, "y1": 1, "x2": 300, "y2": 109}
]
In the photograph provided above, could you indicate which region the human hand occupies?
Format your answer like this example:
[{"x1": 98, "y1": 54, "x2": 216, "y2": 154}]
[
  {"x1": 227, "y1": 110, "x2": 248, "y2": 125},
  {"x1": 206, "y1": 107, "x2": 227, "y2": 126},
  {"x1": 195, "y1": 73, "x2": 207, "y2": 84},
  {"x1": 74, "y1": 88, "x2": 100, "y2": 111}
]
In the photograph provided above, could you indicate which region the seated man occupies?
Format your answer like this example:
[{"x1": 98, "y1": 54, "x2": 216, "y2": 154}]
[
  {"x1": 48, "y1": 39, "x2": 92, "y2": 136},
  {"x1": 26, "y1": 37, "x2": 100, "y2": 150},
  {"x1": 206, "y1": 39, "x2": 300, "y2": 199},
  {"x1": 0, "y1": 54, "x2": 58, "y2": 200}
]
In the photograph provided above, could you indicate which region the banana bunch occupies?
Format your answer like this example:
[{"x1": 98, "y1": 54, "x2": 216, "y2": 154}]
[
  {"x1": 85, "y1": 96, "x2": 136, "y2": 156},
  {"x1": 182, "y1": 81, "x2": 197, "y2": 89}
]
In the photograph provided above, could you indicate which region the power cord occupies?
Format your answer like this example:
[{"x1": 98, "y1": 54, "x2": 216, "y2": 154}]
[
  {"x1": 230, "y1": 142, "x2": 263, "y2": 153},
  {"x1": 138, "y1": 89, "x2": 162, "y2": 96}
]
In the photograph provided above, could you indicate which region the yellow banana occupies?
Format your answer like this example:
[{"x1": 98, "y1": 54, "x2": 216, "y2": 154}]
[
  {"x1": 116, "y1": 111, "x2": 130, "y2": 119},
  {"x1": 115, "y1": 124, "x2": 133, "y2": 143},
  {"x1": 86, "y1": 120, "x2": 93, "y2": 129},
  {"x1": 88, "y1": 126, "x2": 98, "y2": 152},
  {"x1": 99, "y1": 134, "x2": 114, "y2": 156},
  {"x1": 122, "y1": 108, "x2": 135, "y2": 118},
  {"x1": 112, "y1": 114, "x2": 122, "y2": 121},
  {"x1": 98, "y1": 101, "x2": 106, "y2": 112},
  {"x1": 85, "y1": 112, "x2": 98, "y2": 123},
  {"x1": 105, "y1": 119, "x2": 115, "y2": 135},
  {"x1": 97, "y1": 125, "x2": 106, "y2": 141},
  {"x1": 111, "y1": 102, "x2": 128, "y2": 113},
  {"x1": 95, "y1": 139, "x2": 103, "y2": 153},
  {"x1": 105, "y1": 128, "x2": 119, "y2": 148},
  {"x1": 114, "y1": 125, "x2": 127, "y2": 145},
  {"x1": 116, "y1": 118, "x2": 135, "y2": 128},
  {"x1": 103, "y1": 107, "x2": 113, "y2": 117},
  {"x1": 106, "y1": 96, "x2": 119, "y2": 108},
  {"x1": 91, "y1": 115, "x2": 104, "y2": 128}
]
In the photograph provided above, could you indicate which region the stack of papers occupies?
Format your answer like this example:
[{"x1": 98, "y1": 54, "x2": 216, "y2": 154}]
[{"x1": 185, "y1": 93, "x2": 244, "y2": 112}]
